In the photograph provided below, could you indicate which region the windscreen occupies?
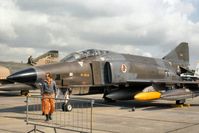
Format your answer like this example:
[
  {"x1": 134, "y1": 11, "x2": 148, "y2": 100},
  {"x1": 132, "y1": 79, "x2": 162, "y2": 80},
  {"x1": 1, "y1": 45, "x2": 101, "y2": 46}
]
[{"x1": 60, "y1": 49, "x2": 110, "y2": 62}]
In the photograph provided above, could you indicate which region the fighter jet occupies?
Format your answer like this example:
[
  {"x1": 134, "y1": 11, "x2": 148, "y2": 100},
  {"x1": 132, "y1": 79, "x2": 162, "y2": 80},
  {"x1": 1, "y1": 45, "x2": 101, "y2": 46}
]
[
  {"x1": 194, "y1": 63, "x2": 199, "y2": 78},
  {"x1": 7, "y1": 42, "x2": 199, "y2": 108},
  {"x1": 180, "y1": 62, "x2": 199, "y2": 81},
  {"x1": 0, "y1": 50, "x2": 59, "y2": 95}
]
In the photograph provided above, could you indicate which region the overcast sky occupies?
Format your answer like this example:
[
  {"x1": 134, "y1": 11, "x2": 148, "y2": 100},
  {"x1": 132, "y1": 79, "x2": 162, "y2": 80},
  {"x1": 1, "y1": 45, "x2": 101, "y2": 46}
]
[{"x1": 0, "y1": 0, "x2": 199, "y2": 68}]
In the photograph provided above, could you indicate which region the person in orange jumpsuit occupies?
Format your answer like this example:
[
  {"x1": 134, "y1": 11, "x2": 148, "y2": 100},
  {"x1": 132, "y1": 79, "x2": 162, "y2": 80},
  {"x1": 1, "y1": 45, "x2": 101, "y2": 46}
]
[{"x1": 40, "y1": 72, "x2": 57, "y2": 121}]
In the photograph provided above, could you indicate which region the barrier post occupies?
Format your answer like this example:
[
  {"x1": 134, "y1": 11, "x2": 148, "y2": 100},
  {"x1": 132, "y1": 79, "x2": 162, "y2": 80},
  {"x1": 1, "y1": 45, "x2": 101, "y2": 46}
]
[
  {"x1": 26, "y1": 96, "x2": 28, "y2": 124},
  {"x1": 90, "y1": 100, "x2": 95, "y2": 133},
  {"x1": 26, "y1": 96, "x2": 93, "y2": 133}
]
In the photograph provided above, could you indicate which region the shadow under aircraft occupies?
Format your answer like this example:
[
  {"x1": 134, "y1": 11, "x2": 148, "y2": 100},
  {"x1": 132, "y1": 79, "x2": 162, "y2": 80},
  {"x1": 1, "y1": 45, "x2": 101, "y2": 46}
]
[{"x1": 7, "y1": 42, "x2": 199, "y2": 111}]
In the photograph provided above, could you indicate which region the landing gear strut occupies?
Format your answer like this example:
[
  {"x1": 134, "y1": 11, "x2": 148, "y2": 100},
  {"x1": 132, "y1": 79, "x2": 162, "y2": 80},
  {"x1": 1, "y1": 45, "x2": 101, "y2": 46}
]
[
  {"x1": 21, "y1": 90, "x2": 29, "y2": 96},
  {"x1": 61, "y1": 88, "x2": 73, "y2": 112}
]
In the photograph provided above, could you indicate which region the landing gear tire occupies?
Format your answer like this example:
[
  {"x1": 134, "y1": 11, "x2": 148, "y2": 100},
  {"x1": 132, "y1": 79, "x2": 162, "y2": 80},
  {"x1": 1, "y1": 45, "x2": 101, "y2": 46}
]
[
  {"x1": 176, "y1": 99, "x2": 185, "y2": 105},
  {"x1": 21, "y1": 90, "x2": 29, "y2": 96},
  {"x1": 62, "y1": 102, "x2": 72, "y2": 112}
]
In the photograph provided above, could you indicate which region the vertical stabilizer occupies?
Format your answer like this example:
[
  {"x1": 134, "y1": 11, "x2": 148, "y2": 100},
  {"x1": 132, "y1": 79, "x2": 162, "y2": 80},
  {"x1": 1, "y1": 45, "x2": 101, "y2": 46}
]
[
  {"x1": 194, "y1": 62, "x2": 199, "y2": 77},
  {"x1": 163, "y1": 42, "x2": 189, "y2": 70},
  {"x1": 28, "y1": 50, "x2": 59, "y2": 66}
]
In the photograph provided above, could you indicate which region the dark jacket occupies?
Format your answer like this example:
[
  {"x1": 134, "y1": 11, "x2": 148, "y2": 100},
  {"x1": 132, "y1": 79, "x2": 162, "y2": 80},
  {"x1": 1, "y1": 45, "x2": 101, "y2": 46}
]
[{"x1": 41, "y1": 80, "x2": 57, "y2": 94}]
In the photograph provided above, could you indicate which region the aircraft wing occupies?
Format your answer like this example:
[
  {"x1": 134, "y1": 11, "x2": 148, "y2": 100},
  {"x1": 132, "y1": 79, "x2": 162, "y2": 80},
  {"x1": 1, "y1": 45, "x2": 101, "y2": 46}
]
[
  {"x1": 0, "y1": 83, "x2": 36, "y2": 91},
  {"x1": 127, "y1": 79, "x2": 199, "y2": 85}
]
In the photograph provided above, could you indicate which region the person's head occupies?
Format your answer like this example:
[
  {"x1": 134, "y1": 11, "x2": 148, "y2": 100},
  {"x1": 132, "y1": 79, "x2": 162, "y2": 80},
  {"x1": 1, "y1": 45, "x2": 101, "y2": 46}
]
[{"x1": 45, "y1": 72, "x2": 53, "y2": 81}]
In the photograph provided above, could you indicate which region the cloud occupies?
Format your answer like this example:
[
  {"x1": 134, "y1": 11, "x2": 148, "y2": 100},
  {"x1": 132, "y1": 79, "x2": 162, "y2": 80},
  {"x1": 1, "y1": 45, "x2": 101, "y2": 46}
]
[
  {"x1": 0, "y1": 44, "x2": 35, "y2": 62},
  {"x1": 0, "y1": 1, "x2": 17, "y2": 39},
  {"x1": 0, "y1": 0, "x2": 199, "y2": 68}
]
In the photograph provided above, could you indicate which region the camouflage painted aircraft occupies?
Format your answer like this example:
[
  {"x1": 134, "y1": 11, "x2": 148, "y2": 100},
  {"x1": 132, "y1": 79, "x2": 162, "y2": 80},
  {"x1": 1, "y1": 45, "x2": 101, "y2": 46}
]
[
  {"x1": 0, "y1": 50, "x2": 59, "y2": 95},
  {"x1": 7, "y1": 42, "x2": 199, "y2": 110}
]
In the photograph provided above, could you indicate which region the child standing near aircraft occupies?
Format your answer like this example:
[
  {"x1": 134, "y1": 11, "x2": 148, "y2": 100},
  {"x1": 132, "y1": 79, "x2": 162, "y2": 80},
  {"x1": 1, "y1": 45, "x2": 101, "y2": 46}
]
[{"x1": 40, "y1": 72, "x2": 57, "y2": 121}]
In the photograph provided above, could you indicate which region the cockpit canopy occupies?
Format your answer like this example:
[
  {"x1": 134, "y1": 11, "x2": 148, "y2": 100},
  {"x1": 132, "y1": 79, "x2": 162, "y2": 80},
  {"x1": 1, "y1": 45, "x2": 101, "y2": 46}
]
[{"x1": 61, "y1": 49, "x2": 110, "y2": 62}]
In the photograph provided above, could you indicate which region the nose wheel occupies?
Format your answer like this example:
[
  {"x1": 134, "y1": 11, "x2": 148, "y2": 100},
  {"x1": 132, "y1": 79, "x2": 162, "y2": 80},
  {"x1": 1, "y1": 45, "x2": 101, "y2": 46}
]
[
  {"x1": 62, "y1": 102, "x2": 72, "y2": 112},
  {"x1": 61, "y1": 88, "x2": 73, "y2": 112}
]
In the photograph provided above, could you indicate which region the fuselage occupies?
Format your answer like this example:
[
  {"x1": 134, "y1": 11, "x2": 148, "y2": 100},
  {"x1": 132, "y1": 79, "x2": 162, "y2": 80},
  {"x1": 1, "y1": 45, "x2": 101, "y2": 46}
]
[
  {"x1": 0, "y1": 61, "x2": 30, "y2": 79},
  {"x1": 12, "y1": 50, "x2": 179, "y2": 93},
  {"x1": 8, "y1": 44, "x2": 198, "y2": 102}
]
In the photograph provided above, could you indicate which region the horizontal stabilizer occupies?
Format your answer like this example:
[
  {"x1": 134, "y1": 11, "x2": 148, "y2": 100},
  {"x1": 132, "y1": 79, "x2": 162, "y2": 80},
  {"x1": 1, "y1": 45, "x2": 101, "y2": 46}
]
[{"x1": 28, "y1": 50, "x2": 59, "y2": 66}]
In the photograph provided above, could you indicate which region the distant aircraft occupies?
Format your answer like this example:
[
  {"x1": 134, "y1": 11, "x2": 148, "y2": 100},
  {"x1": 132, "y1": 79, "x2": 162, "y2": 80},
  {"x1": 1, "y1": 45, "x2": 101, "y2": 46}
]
[
  {"x1": 0, "y1": 50, "x2": 59, "y2": 95},
  {"x1": 194, "y1": 63, "x2": 199, "y2": 78},
  {"x1": 180, "y1": 62, "x2": 199, "y2": 81},
  {"x1": 7, "y1": 42, "x2": 199, "y2": 111}
]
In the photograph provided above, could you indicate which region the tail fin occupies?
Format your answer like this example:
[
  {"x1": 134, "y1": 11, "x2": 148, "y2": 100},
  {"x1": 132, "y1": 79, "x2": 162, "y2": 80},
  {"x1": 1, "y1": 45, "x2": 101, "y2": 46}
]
[
  {"x1": 194, "y1": 62, "x2": 199, "y2": 77},
  {"x1": 163, "y1": 42, "x2": 189, "y2": 70},
  {"x1": 28, "y1": 50, "x2": 59, "y2": 66}
]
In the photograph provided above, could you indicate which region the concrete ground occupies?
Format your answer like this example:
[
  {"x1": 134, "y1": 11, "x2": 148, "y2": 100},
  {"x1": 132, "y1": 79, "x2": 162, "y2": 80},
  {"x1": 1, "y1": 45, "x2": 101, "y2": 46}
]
[{"x1": 0, "y1": 90, "x2": 199, "y2": 133}]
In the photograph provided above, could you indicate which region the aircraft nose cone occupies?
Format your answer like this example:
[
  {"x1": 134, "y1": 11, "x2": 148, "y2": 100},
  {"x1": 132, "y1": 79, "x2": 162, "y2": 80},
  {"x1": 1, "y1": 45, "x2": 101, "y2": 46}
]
[{"x1": 7, "y1": 68, "x2": 37, "y2": 83}]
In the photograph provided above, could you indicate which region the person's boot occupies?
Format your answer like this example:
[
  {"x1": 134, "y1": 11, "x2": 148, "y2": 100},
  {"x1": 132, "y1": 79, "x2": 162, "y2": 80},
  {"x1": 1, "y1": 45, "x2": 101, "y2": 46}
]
[
  {"x1": 49, "y1": 114, "x2": 52, "y2": 120},
  {"x1": 45, "y1": 114, "x2": 49, "y2": 121}
]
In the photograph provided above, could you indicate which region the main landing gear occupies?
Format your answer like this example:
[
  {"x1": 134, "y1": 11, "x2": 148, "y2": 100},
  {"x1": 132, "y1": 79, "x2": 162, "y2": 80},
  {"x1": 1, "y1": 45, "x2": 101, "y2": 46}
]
[
  {"x1": 176, "y1": 99, "x2": 185, "y2": 105},
  {"x1": 175, "y1": 99, "x2": 190, "y2": 107}
]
